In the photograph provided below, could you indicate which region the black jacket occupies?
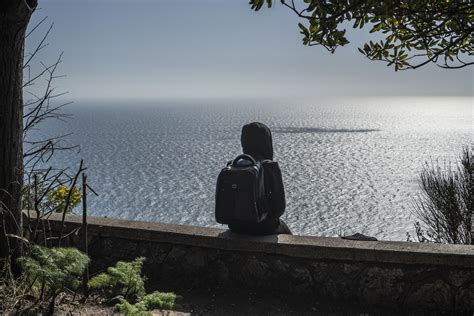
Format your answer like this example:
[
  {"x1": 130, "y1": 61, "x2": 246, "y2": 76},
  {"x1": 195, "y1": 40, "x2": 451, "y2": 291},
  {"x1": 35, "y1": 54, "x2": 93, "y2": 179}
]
[{"x1": 228, "y1": 122, "x2": 286, "y2": 234}]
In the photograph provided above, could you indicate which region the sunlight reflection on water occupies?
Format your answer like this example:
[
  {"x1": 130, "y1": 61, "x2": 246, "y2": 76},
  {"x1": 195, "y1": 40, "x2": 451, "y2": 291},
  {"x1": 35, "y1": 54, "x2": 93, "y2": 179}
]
[{"x1": 36, "y1": 96, "x2": 473, "y2": 241}]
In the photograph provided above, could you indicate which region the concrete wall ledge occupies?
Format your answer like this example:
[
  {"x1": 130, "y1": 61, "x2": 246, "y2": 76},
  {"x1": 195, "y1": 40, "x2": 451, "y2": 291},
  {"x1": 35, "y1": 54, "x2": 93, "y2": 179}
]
[{"x1": 36, "y1": 213, "x2": 474, "y2": 268}]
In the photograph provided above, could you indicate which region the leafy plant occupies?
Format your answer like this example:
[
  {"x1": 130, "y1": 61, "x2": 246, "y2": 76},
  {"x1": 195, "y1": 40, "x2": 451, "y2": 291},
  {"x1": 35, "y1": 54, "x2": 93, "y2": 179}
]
[
  {"x1": 115, "y1": 299, "x2": 151, "y2": 316},
  {"x1": 412, "y1": 146, "x2": 472, "y2": 244},
  {"x1": 17, "y1": 245, "x2": 89, "y2": 313},
  {"x1": 116, "y1": 291, "x2": 177, "y2": 316},
  {"x1": 88, "y1": 257, "x2": 146, "y2": 300}
]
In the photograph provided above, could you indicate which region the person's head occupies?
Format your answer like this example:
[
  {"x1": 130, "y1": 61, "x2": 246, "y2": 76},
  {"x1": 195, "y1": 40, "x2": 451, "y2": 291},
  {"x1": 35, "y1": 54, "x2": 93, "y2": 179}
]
[{"x1": 241, "y1": 122, "x2": 273, "y2": 161}]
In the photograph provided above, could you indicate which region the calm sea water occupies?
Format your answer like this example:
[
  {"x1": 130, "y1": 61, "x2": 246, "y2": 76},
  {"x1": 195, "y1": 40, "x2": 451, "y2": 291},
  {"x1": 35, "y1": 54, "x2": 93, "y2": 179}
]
[{"x1": 36, "y1": 97, "x2": 472, "y2": 240}]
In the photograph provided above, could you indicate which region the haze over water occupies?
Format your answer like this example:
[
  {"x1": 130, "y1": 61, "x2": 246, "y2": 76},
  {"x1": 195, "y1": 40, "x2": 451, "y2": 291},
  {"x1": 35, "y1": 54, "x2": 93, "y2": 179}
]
[{"x1": 41, "y1": 96, "x2": 472, "y2": 241}]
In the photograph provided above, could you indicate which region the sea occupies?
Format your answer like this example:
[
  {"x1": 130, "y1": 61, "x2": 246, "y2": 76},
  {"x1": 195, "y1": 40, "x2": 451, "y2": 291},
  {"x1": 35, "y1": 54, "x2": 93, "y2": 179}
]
[{"x1": 32, "y1": 96, "x2": 472, "y2": 241}]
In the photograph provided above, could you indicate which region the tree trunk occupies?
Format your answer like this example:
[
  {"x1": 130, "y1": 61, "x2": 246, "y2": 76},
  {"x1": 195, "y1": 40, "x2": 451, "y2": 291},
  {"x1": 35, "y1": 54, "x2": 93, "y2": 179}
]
[{"x1": 0, "y1": 1, "x2": 37, "y2": 264}]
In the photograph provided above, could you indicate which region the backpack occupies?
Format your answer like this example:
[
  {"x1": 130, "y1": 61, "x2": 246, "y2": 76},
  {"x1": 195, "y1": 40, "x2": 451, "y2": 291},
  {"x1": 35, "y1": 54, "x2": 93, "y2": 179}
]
[{"x1": 215, "y1": 154, "x2": 269, "y2": 225}]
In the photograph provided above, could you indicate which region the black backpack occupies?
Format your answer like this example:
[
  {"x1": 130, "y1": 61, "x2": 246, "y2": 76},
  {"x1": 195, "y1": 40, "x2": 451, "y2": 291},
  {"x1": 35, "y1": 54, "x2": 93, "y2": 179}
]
[{"x1": 215, "y1": 154, "x2": 269, "y2": 224}]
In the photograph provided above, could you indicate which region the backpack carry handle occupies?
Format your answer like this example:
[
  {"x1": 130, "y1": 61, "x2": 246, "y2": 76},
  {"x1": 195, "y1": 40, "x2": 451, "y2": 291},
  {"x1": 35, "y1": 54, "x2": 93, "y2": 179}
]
[{"x1": 232, "y1": 154, "x2": 257, "y2": 167}]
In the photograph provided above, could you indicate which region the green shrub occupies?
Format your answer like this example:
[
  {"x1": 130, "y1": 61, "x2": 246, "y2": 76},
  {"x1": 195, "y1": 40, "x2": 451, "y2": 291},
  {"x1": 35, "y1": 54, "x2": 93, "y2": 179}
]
[
  {"x1": 18, "y1": 245, "x2": 89, "y2": 298},
  {"x1": 140, "y1": 291, "x2": 176, "y2": 310},
  {"x1": 16, "y1": 245, "x2": 89, "y2": 313},
  {"x1": 88, "y1": 257, "x2": 146, "y2": 300},
  {"x1": 115, "y1": 299, "x2": 151, "y2": 316},
  {"x1": 88, "y1": 257, "x2": 178, "y2": 314},
  {"x1": 116, "y1": 291, "x2": 177, "y2": 316}
]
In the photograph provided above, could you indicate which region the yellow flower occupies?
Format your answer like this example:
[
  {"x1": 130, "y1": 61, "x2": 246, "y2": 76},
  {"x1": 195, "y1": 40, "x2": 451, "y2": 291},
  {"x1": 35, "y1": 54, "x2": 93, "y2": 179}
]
[{"x1": 48, "y1": 186, "x2": 81, "y2": 213}]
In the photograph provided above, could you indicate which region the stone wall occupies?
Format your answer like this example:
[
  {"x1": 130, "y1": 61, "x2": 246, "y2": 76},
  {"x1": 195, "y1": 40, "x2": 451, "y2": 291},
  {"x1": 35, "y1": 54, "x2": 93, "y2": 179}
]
[{"x1": 30, "y1": 213, "x2": 474, "y2": 312}]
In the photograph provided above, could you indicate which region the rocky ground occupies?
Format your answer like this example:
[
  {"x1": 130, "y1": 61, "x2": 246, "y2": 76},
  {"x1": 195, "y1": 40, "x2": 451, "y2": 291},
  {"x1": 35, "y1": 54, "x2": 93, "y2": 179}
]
[{"x1": 50, "y1": 287, "x2": 410, "y2": 316}]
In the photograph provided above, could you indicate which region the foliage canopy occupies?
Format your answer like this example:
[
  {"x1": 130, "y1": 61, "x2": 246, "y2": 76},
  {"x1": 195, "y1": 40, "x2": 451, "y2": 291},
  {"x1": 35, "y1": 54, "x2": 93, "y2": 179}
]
[{"x1": 250, "y1": 0, "x2": 474, "y2": 70}]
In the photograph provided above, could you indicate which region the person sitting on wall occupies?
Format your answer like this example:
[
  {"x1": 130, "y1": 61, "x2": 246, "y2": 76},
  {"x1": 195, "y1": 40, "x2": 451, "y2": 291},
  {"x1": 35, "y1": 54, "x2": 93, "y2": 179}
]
[{"x1": 215, "y1": 122, "x2": 292, "y2": 235}]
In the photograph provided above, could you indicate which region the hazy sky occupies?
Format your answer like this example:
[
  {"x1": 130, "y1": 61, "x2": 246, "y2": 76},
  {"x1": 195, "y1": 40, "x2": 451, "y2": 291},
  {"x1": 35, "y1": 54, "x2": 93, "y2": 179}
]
[{"x1": 27, "y1": 0, "x2": 473, "y2": 101}]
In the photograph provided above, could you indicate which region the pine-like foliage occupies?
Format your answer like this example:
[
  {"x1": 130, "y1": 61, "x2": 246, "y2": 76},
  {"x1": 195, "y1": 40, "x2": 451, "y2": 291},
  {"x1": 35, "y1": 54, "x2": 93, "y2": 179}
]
[
  {"x1": 115, "y1": 300, "x2": 151, "y2": 316},
  {"x1": 88, "y1": 257, "x2": 178, "y2": 314},
  {"x1": 18, "y1": 245, "x2": 89, "y2": 297},
  {"x1": 88, "y1": 257, "x2": 146, "y2": 300},
  {"x1": 116, "y1": 291, "x2": 177, "y2": 316},
  {"x1": 140, "y1": 291, "x2": 176, "y2": 310}
]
